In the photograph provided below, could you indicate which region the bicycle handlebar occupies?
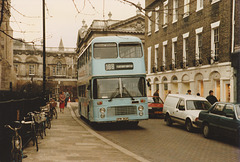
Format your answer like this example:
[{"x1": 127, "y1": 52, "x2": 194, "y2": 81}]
[{"x1": 4, "y1": 123, "x2": 22, "y2": 131}]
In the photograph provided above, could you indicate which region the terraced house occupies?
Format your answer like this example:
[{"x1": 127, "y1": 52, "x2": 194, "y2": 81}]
[{"x1": 145, "y1": 0, "x2": 240, "y2": 102}]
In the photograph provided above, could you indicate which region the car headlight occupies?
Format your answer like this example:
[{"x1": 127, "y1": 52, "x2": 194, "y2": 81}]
[
  {"x1": 139, "y1": 112, "x2": 143, "y2": 116},
  {"x1": 138, "y1": 105, "x2": 144, "y2": 111}
]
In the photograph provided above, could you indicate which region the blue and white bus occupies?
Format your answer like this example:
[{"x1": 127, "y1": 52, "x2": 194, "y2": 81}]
[{"x1": 77, "y1": 36, "x2": 148, "y2": 125}]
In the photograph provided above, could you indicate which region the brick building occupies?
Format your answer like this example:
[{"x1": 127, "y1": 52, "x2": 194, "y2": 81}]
[
  {"x1": 145, "y1": 0, "x2": 239, "y2": 102},
  {"x1": 0, "y1": 0, "x2": 15, "y2": 91}
]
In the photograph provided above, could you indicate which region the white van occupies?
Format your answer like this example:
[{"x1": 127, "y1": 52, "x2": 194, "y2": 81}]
[{"x1": 163, "y1": 94, "x2": 211, "y2": 132}]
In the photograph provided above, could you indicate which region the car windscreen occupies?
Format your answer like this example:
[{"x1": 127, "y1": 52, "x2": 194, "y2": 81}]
[
  {"x1": 93, "y1": 43, "x2": 117, "y2": 59},
  {"x1": 119, "y1": 43, "x2": 143, "y2": 58},
  {"x1": 148, "y1": 97, "x2": 163, "y2": 104},
  {"x1": 93, "y1": 77, "x2": 146, "y2": 99},
  {"x1": 186, "y1": 100, "x2": 211, "y2": 110}
]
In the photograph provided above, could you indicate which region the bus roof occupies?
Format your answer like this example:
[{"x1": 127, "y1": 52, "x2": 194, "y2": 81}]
[{"x1": 92, "y1": 36, "x2": 142, "y2": 43}]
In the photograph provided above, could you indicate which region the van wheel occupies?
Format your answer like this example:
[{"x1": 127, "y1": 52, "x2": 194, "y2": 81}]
[
  {"x1": 203, "y1": 123, "x2": 211, "y2": 138},
  {"x1": 185, "y1": 119, "x2": 193, "y2": 132},
  {"x1": 166, "y1": 115, "x2": 172, "y2": 126}
]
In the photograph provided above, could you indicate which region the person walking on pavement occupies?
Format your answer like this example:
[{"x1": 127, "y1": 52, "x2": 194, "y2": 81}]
[
  {"x1": 206, "y1": 90, "x2": 218, "y2": 105},
  {"x1": 59, "y1": 91, "x2": 66, "y2": 113},
  {"x1": 186, "y1": 90, "x2": 192, "y2": 95},
  {"x1": 153, "y1": 89, "x2": 160, "y2": 103},
  {"x1": 64, "y1": 91, "x2": 70, "y2": 108}
]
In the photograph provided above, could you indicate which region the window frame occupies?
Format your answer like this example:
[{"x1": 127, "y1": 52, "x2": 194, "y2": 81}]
[
  {"x1": 163, "y1": 0, "x2": 168, "y2": 27},
  {"x1": 172, "y1": 0, "x2": 178, "y2": 23},
  {"x1": 29, "y1": 64, "x2": 35, "y2": 75}
]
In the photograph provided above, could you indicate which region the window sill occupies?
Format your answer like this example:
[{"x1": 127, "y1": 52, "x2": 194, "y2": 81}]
[
  {"x1": 183, "y1": 13, "x2": 189, "y2": 19},
  {"x1": 211, "y1": 0, "x2": 221, "y2": 5},
  {"x1": 196, "y1": 7, "x2": 203, "y2": 12},
  {"x1": 147, "y1": 32, "x2": 151, "y2": 36},
  {"x1": 155, "y1": 29, "x2": 159, "y2": 33},
  {"x1": 172, "y1": 20, "x2": 177, "y2": 24},
  {"x1": 162, "y1": 24, "x2": 168, "y2": 29}
]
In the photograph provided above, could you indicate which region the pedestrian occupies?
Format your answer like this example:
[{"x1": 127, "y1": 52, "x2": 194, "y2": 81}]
[
  {"x1": 196, "y1": 93, "x2": 200, "y2": 96},
  {"x1": 168, "y1": 90, "x2": 171, "y2": 94},
  {"x1": 153, "y1": 89, "x2": 160, "y2": 103},
  {"x1": 64, "y1": 91, "x2": 70, "y2": 108},
  {"x1": 206, "y1": 90, "x2": 218, "y2": 105},
  {"x1": 59, "y1": 91, "x2": 66, "y2": 113},
  {"x1": 186, "y1": 90, "x2": 191, "y2": 95}
]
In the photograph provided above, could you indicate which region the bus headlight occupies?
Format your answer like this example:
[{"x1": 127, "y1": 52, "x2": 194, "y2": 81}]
[
  {"x1": 139, "y1": 112, "x2": 143, "y2": 116},
  {"x1": 100, "y1": 114, "x2": 105, "y2": 118},
  {"x1": 100, "y1": 108, "x2": 105, "y2": 113},
  {"x1": 138, "y1": 105, "x2": 144, "y2": 111}
]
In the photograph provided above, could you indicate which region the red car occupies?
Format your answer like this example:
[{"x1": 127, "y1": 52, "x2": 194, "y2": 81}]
[{"x1": 148, "y1": 96, "x2": 164, "y2": 118}]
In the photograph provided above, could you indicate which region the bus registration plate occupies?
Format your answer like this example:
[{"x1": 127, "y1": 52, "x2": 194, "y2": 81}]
[{"x1": 117, "y1": 117, "x2": 128, "y2": 121}]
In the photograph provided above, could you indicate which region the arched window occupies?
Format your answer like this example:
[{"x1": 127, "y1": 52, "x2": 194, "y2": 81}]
[{"x1": 57, "y1": 61, "x2": 62, "y2": 75}]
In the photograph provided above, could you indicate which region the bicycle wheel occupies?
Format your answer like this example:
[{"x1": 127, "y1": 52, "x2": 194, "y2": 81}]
[
  {"x1": 53, "y1": 108, "x2": 58, "y2": 119},
  {"x1": 43, "y1": 121, "x2": 47, "y2": 136},
  {"x1": 13, "y1": 151, "x2": 22, "y2": 162},
  {"x1": 47, "y1": 119, "x2": 51, "y2": 129},
  {"x1": 37, "y1": 123, "x2": 44, "y2": 139},
  {"x1": 12, "y1": 136, "x2": 23, "y2": 162},
  {"x1": 32, "y1": 125, "x2": 39, "y2": 151}
]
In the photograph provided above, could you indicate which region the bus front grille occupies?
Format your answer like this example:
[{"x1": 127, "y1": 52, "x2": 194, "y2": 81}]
[{"x1": 107, "y1": 106, "x2": 137, "y2": 117}]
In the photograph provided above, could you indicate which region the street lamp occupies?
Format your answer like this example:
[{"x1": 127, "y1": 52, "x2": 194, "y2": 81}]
[{"x1": 42, "y1": 0, "x2": 46, "y2": 101}]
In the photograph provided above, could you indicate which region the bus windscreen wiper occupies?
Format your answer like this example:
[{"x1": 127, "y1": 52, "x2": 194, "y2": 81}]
[
  {"x1": 123, "y1": 87, "x2": 135, "y2": 100},
  {"x1": 108, "y1": 88, "x2": 119, "y2": 102}
]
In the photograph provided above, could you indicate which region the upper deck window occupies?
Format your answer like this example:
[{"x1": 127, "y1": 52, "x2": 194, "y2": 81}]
[
  {"x1": 119, "y1": 43, "x2": 142, "y2": 58},
  {"x1": 93, "y1": 43, "x2": 117, "y2": 59}
]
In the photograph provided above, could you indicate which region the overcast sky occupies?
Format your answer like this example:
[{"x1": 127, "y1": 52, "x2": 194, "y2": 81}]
[{"x1": 10, "y1": 0, "x2": 145, "y2": 48}]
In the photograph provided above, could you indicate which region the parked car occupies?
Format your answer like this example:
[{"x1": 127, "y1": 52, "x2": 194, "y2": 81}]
[
  {"x1": 197, "y1": 102, "x2": 240, "y2": 143},
  {"x1": 163, "y1": 94, "x2": 211, "y2": 132},
  {"x1": 148, "y1": 96, "x2": 164, "y2": 118}
]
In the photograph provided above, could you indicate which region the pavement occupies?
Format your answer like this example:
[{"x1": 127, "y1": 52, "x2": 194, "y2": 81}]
[{"x1": 23, "y1": 102, "x2": 149, "y2": 162}]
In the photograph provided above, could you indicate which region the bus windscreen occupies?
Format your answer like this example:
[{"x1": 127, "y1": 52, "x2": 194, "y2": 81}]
[{"x1": 93, "y1": 77, "x2": 146, "y2": 99}]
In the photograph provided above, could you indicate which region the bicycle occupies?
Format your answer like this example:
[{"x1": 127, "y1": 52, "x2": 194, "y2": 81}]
[
  {"x1": 22, "y1": 112, "x2": 39, "y2": 152},
  {"x1": 50, "y1": 106, "x2": 58, "y2": 120},
  {"x1": 49, "y1": 99, "x2": 58, "y2": 120},
  {"x1": 5, "y1": 122, "x2": 23, "y2": 162},
  {"x1": 33, "y1": 111, "x2": 45, "y2": 139}
]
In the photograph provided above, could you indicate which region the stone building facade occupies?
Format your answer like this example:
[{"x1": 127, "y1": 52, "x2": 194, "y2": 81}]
[
  {"x1": 13, "y1": 39, "x2": 78, "y2": 100},
  {"x1": 76, "y1": 9, "x2": 145, "y2": 54},
  {"x1": 145, "y1": 0, "x2": 239, "y2": 102},
  {"x1": 0, "y1": 0, "x2": 15, "y2": 91}
]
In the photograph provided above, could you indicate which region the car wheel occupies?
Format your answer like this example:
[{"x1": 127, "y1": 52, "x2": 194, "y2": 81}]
[
  {"x1": 166, "y1": 115, "x2": 172, "y2": 126},
  {"x1": 203, "y1": 123, "x2": 211, "y2": 138},
  {"x1": 185, "y1": 119, "x2": 193, "y2": 132}
]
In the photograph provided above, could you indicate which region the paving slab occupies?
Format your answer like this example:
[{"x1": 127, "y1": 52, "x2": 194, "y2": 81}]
[{"x1": 23, "y1": 103, "x2": 149, "y2": 162}]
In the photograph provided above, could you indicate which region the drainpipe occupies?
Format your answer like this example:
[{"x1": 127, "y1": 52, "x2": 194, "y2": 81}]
[{"x1": 231, "y1": 0, "x2": 235, "y2": 53}]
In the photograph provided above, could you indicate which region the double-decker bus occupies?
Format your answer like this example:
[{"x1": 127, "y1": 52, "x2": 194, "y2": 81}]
[{"x1": 77, "y1": 36, "x2": 148, "y2": 125}]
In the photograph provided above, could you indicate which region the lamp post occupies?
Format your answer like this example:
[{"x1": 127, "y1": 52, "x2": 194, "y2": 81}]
[{"x1": 42, "y1": 0, "x2": 46, "y2": 101}]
